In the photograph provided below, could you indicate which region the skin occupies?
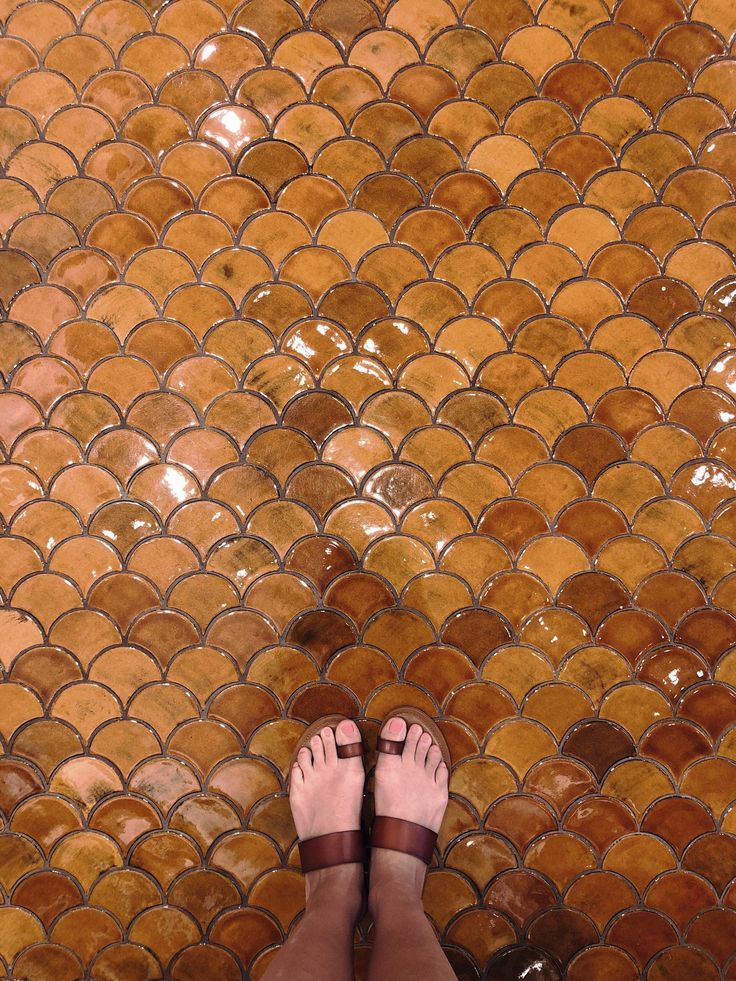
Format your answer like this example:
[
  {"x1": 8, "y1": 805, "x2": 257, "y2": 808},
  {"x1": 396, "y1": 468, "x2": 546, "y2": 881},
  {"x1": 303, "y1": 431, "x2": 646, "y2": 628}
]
[{"x1": 261, "y1": 716, "x2": 456, "y2": 981}]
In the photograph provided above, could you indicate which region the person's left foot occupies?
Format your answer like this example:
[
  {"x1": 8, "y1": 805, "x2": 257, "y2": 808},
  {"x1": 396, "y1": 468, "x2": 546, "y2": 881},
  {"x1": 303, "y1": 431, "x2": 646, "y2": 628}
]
[{"x1": 289, "y1": 719, "x2": 366, "y2": 906}]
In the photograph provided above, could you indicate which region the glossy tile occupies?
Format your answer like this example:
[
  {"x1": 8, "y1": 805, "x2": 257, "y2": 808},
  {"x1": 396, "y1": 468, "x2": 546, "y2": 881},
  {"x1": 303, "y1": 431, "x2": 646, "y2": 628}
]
[{"x1": 2, "y1": 0, "x2": 736, "y2": 974}]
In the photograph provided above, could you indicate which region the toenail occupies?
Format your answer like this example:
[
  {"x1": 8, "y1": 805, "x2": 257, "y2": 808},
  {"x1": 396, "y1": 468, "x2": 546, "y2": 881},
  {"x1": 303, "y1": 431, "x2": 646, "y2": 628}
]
[{"x1": 389, "y1": 718, "x2": 402, "y2": 733}]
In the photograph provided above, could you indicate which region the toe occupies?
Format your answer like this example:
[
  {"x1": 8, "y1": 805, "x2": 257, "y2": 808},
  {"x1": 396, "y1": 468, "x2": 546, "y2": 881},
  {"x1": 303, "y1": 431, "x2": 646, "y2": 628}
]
[
  {"x1": 310, "y1": 733, "x2": 325, "y2": 766},
  {"x1": 297, "y1": 746, "x2": 312, "y2": 774},
  {"x1": 403, "y1": 722, "x2": 422, "y2": 761},
  {"x1": 415, "y1": 730, "x2": 432, "y2": 765},
  {"x1": 380, "y1": 714, "x2": 407, "y2": 749},
  {"x1": 321, "y1": 725, "x2": 337, "y2": 764},
  {"x1": 426, "y1": 744, "x2": 442, "y2": 774},
  {"x1": 436, "y1": 761, "x2": 449, "y2": 785},
  {"x1": 290, "y1": 761, "x2": 304, "y2": 787},
  {"x1": 336, "y1": 718, "x2": 360, "y2": 747}
]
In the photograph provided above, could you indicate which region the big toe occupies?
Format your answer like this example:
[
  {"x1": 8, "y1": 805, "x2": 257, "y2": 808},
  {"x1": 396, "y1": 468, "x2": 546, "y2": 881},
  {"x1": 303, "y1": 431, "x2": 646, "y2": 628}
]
[
  {"x1": 336, "y1": 718, "x2": 360, "y2": 746},
  {"x1": 380, "y1": 715, "x2": 407, "y2": 744}
]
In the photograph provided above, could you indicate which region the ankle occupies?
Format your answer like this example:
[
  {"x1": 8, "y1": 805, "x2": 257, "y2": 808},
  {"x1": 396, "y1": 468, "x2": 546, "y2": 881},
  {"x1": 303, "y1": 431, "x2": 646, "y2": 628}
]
[
  {"x1": 304, "y1": 862, "x2": 364, "y2": 913},
  {"x1": 368, "y1": 848, "x2": 426, "y2": 917}
]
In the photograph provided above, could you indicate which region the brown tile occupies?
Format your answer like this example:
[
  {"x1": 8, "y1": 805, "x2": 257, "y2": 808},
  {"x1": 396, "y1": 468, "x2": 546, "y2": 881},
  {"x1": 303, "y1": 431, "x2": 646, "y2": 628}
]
[
  {"x1": 171, "y1": 944, "x2": 242, "y2": 981},
  {"x1": 645, "y1": 869, "x2": 718, "y2": 932},
  {"x1": 484, "y1": 945, "x2": 561, "y2": 981},
  {"x1": 562, "y1": 719, "x2": 636, "y2": 779},
  {"x1": 686, "y1": 908, "x2": 736, "y2": 967},
  {"x1": 523, "y1": 757, "x2": 597, "y2": 816},
  {"x1": 640, "y1": 796, "x2": 716, "y2": 855},
  {"x1": 484, "y1": 869, "x2": 557, "y2": 928},
  {"x1": 563, "y1": 796, "x2": 637, "y2": 854},
  {"x1": 647, "y1": 947, "x2": 720, "y2": 981},
  {"x1": 605, "y1": 909, "x2": 678, "y2": 968},
  {"x1": 4, "y1": 0, "x2": 736, "y2": 970},
  {"x1": 683, "y1": 832, "x2": 736, "y2": 893},
  {"x1": 11, "y1": 944, "x2": 84, "y2": 981}
]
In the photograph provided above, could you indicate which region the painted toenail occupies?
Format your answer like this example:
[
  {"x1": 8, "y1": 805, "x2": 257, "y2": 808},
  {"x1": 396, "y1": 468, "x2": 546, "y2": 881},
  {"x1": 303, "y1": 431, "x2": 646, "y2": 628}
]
[{"x1": 389, "y1": 718, "x2": 402, "y2": 733}]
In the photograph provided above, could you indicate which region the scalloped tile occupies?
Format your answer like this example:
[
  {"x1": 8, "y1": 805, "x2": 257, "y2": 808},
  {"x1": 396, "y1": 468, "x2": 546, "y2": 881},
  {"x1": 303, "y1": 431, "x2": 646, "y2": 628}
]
[{"x1": 2, "y1": 0, "x2": 736, "y2": 973}]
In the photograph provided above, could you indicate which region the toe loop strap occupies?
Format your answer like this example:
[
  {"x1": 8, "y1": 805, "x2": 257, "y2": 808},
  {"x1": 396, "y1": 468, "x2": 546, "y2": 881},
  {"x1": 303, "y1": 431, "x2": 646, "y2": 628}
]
[
  {"x1": 376, "y1": 736, "x2": 404, "y2": 755},
  {"x1": 298, "y1": 830, "x2": 365, "y2": 873},
  {"x1": 336, "y1": 741, "x2": 364, "y2": 759},
  {"x1": 370, "y1": 815, "x2": 437, "y2": 865}
]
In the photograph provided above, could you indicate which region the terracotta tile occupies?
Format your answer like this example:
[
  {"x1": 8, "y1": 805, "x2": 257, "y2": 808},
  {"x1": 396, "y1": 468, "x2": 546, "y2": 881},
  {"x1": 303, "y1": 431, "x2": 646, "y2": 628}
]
[
  {"x1": 648, "y1": 947, "x2": 720, "y2": 981},
  {"x1": 485, "y1": 944, "x2": 561, "y2": 980},
  {"x1": 10, "y1": 795, "x2": 83, "y2": 853},
  {"x1": 563, "y1": 796, "x2": 637, "y2": 854},
  {"x1": 11, "y1": 944, "x2": 84, "y2": 981},
  {"x1": 0, "y1": 833, "x2": 44, "y2": 893},
  {"x1": 484, "y1": 868, "x2": 557, "y2": 928},
  {"x1": 89, "y1": 944, "x2": 164, "y2": 980},
  {"x1": 565, "y1": 869, "x2": 636, "y2": 932},
  {"x1": 645, "y1": 869, "x2": 719, "y2": 932},
  {"x1": 605, "y1": 908, "x2": 678, "y2": 968},
  {"x1": 4, "y1": 0, "x2": 736, "y2": 968},
  {"x1": 171, "y1": 944, "x2": 242, "y2": 981},
  {"x1": 524, "y1": 757, "x2": 598, "y2": 816},
  {"x1": 562, "y1": 719, "x2": 636, "y2": 779},
  {"x1": 640, "y1": 796, "x2": 716, "y2": 856},
  {"x1": 527, "y1": 907, "x2": 599, "y2": 966},
  {"x1": 682, "y1": 832, "x2": 736, "y2": 894}
]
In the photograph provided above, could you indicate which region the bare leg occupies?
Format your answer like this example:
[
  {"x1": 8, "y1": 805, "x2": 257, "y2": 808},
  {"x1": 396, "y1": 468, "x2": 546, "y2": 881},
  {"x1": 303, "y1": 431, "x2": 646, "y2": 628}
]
[
  {"x1": 261, "y1": 864, "x2": 363, "y2": 981},
  {"x1": 262, "y1": 720, "x2": 366, "y2": 981},
  {"x1": 367, "y1": 718, "x2": 456, "y2": 981}
]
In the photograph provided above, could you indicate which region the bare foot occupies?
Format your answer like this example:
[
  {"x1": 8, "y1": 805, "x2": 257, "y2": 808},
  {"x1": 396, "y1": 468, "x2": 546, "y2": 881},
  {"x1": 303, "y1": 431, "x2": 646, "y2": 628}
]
[
  {"x1": 368, "y1": 716, "x2": 449, "y2": 915},
  {"x1": 289, "y1": 718, "x2": 366, "y2": 908}
]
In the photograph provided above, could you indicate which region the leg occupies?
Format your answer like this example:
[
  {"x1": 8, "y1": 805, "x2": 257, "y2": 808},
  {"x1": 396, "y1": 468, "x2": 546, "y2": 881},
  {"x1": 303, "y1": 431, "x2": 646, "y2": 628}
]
[
  {"x1": 367, "y1": 853, "x2": 456, "y2": 979},
  {"x1": 261, "y1": 864, "x2": 363, "y2": 981},
  {"x1": 367, "y1": 718, "x2": 456, "y2": 981},
  {"x1": 262, "y1": 720, "x2": 366, "y2": 981}
]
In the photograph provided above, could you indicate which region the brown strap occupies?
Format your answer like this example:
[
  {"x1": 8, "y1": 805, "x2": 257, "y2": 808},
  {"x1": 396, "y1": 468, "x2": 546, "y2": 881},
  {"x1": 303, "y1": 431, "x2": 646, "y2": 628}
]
[
  {"x1": 298, "y1": 830, "x2": 365, "y2": 872},
  {"x1": 376, "y1": 736, "x2": 404, "y2": 755},
  {"x1": 370, "y1": 815, "x2": 437, "y2": 865},
  {"x1": 336, "y1": 740, "x2": 363, "y2": 758}
]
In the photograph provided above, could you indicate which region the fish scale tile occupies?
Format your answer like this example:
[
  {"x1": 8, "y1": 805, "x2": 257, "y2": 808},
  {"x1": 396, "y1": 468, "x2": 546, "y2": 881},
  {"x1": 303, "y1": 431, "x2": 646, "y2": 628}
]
[{"x1": 1, "y1": 0, "x2": 736, "y2": 977}]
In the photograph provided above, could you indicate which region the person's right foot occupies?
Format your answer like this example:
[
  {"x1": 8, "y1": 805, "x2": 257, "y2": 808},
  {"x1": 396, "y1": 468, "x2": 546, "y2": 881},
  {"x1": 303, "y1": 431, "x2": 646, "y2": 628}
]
[{"x1": 368, "y1": 716, "x2": 449, "y2": 914}]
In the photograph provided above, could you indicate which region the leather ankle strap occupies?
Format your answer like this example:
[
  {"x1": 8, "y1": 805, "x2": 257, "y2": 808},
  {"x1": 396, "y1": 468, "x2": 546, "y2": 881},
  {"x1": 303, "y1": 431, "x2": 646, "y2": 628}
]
[
  {"x1": 298, "y1": 830, "x2": 365, "y2": 872},
  {"x1": 370, "y1": 815, "x2": 437, "y2": 865}
]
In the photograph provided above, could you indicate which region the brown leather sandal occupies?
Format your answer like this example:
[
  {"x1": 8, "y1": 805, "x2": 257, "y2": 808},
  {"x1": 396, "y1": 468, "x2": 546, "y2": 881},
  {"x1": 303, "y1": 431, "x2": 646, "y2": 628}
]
[
  {"x1": 287, "y1": 713, "x2": 366, "y2": 874},
  {"x1": 370, "y1": 705, "x2": 451, "y2": 865}
]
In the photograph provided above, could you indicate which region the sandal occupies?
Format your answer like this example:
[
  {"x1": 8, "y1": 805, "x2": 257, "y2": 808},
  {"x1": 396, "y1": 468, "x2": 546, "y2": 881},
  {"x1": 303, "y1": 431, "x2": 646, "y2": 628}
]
[
  {"x1": 369, "y1": 705, "x2": 451, "y2": 865},
  {"x1": 287, "y1": 713, "x2": 367, "y2": 874}
]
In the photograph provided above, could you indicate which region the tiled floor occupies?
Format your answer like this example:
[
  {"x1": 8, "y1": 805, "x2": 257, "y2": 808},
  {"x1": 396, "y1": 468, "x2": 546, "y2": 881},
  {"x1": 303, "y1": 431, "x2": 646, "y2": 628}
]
[{"x1": 2, "y1": 0, "x2": 736, "y2": 978}]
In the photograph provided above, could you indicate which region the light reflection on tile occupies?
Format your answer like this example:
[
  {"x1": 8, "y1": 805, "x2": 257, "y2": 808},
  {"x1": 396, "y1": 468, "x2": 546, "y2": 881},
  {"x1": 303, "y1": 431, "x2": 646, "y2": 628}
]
[{"x1": 1, "y1": 0, "x2": 736, "y2": 976}]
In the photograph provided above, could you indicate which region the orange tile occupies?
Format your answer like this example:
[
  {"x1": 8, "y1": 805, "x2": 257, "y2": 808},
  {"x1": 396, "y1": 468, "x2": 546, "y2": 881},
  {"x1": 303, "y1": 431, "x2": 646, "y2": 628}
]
[{"x1": 3, "y1": 0, "x2": 736, "y2": 970}]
